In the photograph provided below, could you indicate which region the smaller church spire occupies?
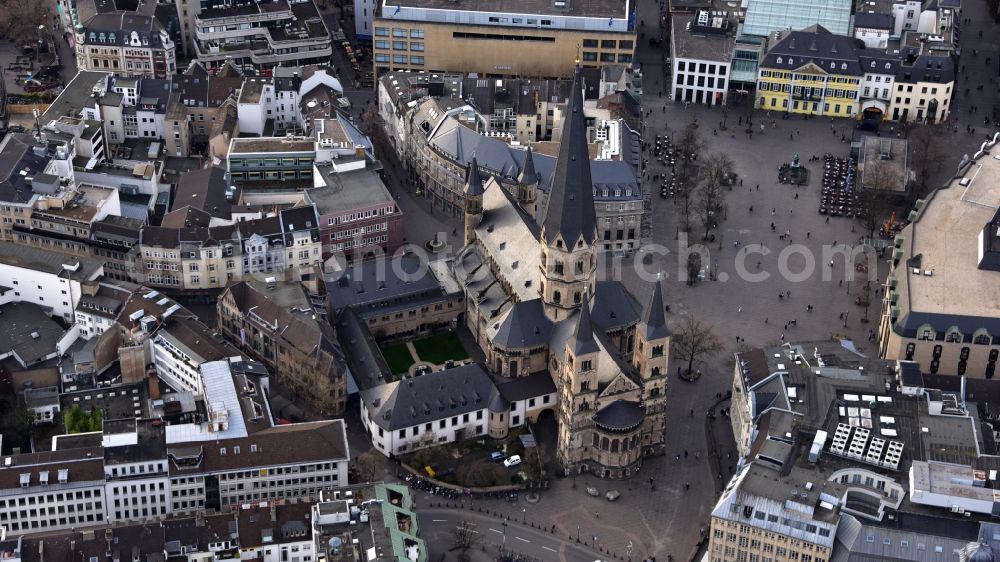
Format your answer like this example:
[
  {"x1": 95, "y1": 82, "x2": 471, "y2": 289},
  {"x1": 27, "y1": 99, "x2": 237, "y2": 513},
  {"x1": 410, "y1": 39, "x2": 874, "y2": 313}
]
[
  {"x1": 518, "y1": 145, "x2": 539, "y2": 186},
  {"x1": 641, "y1": 274, "x2": 669, "y2": 340},
  {"x1": 570, "y1": 290, "x2": 600, "y2": 356},
  {"x1": 464, "y1": 156, "x2": 486, "y2": 196}
]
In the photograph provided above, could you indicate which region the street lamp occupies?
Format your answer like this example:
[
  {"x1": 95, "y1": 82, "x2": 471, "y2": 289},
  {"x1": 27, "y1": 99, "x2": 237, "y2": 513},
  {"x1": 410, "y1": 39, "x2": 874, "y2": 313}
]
[
  {"x1": 501, "y1": 520, "x2": 508, "y2": 554},
  {"x1": 843, "y1": 311, "x2": 850, "y2": 328},
  {"x1": 522, "y1": 508, "x2": 526, "y2": 523},
  {"x1": 576, "y1": 524, "x2": 581, "y2": 542}
]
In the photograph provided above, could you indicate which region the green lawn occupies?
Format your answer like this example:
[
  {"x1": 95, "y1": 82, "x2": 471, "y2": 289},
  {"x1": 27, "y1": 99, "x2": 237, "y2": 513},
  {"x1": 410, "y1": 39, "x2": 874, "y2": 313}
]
[
  {"x1": 412, "y1": 332, "x2": 470, "y2": 364},
  {"x1": 380, "y1": 343, "x2": 415, "y2": 375}
]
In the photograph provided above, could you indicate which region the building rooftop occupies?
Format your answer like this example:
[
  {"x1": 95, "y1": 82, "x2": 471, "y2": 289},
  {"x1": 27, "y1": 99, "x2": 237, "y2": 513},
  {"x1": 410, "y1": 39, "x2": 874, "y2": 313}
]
[
  {"x1": 0, "y1": 302, "x2": 69, "y2": 368},
  {"x1": 742, "y1": 0, "x2": 851, "y2": 37},
  {"x1": 61, "y1": 383, "x2": 148, "y2": 424},
  {"x1": 325, "y1": 254, "x2": 448, "y2": 312},
  {"x1": 671, "y1": 12, "x2": 736, "y2": 62},
  {"x1": 229, "y1": 137, "x2": 315, "y2": 155},
  {"x1": 890, "y1": 138, "x2": 1000, "y2": 336},
  {"x1": 360, "y1": 364, "x2": 504, "y2": 430},
  {"x1": 168, "y1": 419, "x2": 349, "y2": 473},
  {"x1": 381, "y1": 0, "x2": 630, "y2": 19},
  {"x1": 310, "y1": 167, "x2": 395, "y2": 216},
  {"x1": 173, "y1": 166, "x2": 233, "y2": 219}
]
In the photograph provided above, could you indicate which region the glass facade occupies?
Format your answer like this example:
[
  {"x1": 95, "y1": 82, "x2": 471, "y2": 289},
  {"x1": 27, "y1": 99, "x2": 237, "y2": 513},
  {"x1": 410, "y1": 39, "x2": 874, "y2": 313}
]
[{"x1": 742, "y1": 0, "x2": 851, "y2": 38}]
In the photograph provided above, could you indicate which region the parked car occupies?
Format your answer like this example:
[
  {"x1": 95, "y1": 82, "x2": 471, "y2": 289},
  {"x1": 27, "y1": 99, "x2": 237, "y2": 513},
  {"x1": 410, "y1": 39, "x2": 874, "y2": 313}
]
[
  {"x1": 586, "y1": 487, "x2": 600, "y2": 497},
  {"x1": 605, "y1": 490, "x2": 620, "y2": 501},
  {"x1": 490, "y1": 451, "x2": 505, "y2": 463},
  {"x1": 503, "y1": 455, "x2": 522, "y2": 468}
]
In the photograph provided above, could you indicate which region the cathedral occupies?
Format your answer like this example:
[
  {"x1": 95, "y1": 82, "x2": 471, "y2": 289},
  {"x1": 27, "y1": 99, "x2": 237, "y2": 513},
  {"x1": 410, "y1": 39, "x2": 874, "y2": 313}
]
[{"x1": 452, "y1": 69, "x2": 669, "y2": 479}]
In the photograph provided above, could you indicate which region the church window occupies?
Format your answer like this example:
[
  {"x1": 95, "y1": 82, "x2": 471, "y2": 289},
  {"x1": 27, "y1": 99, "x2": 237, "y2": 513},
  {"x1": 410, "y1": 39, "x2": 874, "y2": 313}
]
[
  {"x1": 574, "y1": 292, "x2": 581, "y2": 304},
  {"x1": 611, "y1": 440, "x2": 620, "y2": 452},
  {"x1": 652, "y1": 345, "x2": 664, "y2": 357},
  {"x1": 582, "y1": 360, "x2": 593, "y2": 371},
  {"x1": 554, "y1": 261, "x2": 564, "y2": 274},
  {"x1": 553, "y1": 291, "x2": 561, "y2": 303},
  {"x1": 576, "y1": 260, "x2": 584, "y2": 273},
  {"x1": 601, "y1": 437, "x2": 610, "y2": 450}
]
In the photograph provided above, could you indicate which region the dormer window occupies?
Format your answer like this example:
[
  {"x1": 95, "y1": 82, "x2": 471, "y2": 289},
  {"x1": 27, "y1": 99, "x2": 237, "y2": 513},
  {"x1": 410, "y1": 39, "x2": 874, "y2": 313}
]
[
  {"x1": 841, "y1": 63, "x2": 848, "y2": 70},
  {"x1": 777, "y1": 56, "x2": 783, "y2": 64}
]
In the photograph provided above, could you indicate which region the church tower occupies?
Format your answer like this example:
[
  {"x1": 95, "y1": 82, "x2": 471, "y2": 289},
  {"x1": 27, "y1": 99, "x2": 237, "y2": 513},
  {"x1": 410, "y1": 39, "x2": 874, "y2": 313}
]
[
  {"x1": 539, "y1": 69, "x2": 598, "y2": 322},
  {"x1": 517, "y1": 145, "x2": 539, "y2": 209},
  {"x1": 633, "y1": 276, "x2": 670, "y2": 455},
  {"x1": 556, "y1": 291, "x2": 600, "y2": 470},
  {"x1": 463, "y1": 156, "x2": 486, "y2": 247}
]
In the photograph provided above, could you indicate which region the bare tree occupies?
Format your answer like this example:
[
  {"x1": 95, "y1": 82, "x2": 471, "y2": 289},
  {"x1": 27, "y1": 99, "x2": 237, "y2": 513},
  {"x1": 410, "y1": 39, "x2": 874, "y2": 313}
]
[
  {"x1": 686, "y1": 253, "x2": 703, "y2": 286},
  {"x1": 908, "y1": 125, "x2": 945, "y2": 198},
  {"x1": 521, "y1": 444, "x2": 548, "y2": 482},
  {"x1": 856, "y1": 160, "x2": 901, "y2": 240},
  {"x1": 673, "y1": 119, "x2": 704, "y2": 233},
  {"x1": 451, "y1": 520, "x2": 481, "y2": 560},
  {"x1": 0, "y1": 0, "x2": 50, "y2": 49},
  {"x1": 355, "y1": 450, "x2": 387, "y2": 482},
  {"x1": 696, "y1": 153, "x2": 734, "y2": 240},
  {"x1": 671, "y1": 316, "x2": 723, "y2": 377}
]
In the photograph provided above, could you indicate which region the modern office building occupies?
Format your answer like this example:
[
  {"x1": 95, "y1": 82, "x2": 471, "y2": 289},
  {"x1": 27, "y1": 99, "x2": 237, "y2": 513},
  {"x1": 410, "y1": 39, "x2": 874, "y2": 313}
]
[
  {"x1": 371, "y1": 0, "x2": 637, "y2": 78},
  {"x1": 174, "y1": 0, "x2": 333, "y2": 74},
  {"x1": 878, "y1": 133, "x2": 1000, "y2": 377},
  {"x1": 670, "y1": 10, "x2": 736, "y2": 106}
]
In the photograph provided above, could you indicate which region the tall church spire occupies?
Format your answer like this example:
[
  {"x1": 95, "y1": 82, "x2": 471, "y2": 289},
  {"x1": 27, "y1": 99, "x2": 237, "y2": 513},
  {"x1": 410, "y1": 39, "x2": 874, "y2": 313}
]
[
  {"x1": 541, "y1": 68, "x2": 597, "y2": 247},
  {"x1": 640, "y1": 276, "x2": 670, "y2": 340}
]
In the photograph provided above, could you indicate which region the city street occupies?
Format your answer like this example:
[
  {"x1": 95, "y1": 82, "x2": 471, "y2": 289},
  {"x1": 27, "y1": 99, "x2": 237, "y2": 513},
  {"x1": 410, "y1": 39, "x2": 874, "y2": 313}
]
[{"x1": 419, "y1": 508, "x2": 611, "y2": 562}]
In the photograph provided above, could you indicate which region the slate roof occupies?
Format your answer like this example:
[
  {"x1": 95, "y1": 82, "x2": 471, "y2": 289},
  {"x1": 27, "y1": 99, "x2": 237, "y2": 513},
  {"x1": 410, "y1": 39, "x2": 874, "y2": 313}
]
[
  {"x1": 360, "y1": 364, "x2": 504, "y2": 431},
  {"x1": 593, "y1": 400, "x2": 644, "y2": 430},
  {"x1": 464, "y1": 156, "x2": 486, "y2": 196},
  {"x1": 491, "y1": 299, "x2": 553, "y2": 349},
  {"x1": 495, "y1": 371, "x2": 557, "y2": 402},
  {"x1": 853, "y1": 12, "x2": 893, "y2": 29},
  {"x1": 897, "y1": 52, "x2": 955, "y2": 84},
  {"x1": 517, "y1": 145, "x2": 540, "y2": 186},
  {"x1": 541, "y1": 68, "x2": 598, "y2": 246},
  {"x1": 428, "y1": 117, "x2": 641, "y2": 202},
  {"x1": 639, "y1": 279, "x2": 669, "y2": 340},
  {"x1": 589, "y1": 281, "x2": 641, "y2": 332},
  {"x1": 761, "y1": 25, "x2": 865, "y2": 76},
  {"x1": 173, "y1": 166, "x2": 232, "y2": 218},
  {"x1": 78, "y1": 12, "x2": 169, "y2": 49}
]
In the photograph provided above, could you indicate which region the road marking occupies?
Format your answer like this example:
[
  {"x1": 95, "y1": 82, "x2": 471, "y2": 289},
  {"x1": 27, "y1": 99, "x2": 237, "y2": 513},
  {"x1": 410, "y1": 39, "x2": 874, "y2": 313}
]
[
  {"x1": 489, "y1": 528, "x2": 503, "y2": 534},
  {"x1": 431, "y1": 519, "x2": 448, "y2": 522},
  {"x1": 516, "y1": 537, "x2": 531, "y2": 543},
  {"x1": 542, "y1": 546, "x2": 557, "y2": 553}
]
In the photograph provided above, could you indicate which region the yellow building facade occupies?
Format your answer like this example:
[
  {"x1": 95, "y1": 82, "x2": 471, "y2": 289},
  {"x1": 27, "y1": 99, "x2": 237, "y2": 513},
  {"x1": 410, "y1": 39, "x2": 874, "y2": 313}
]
[
  {"x1": 755, "y1": 26, "x2": 863, "y2": 118},
  {"x1": 757, "y1": 66, "x2": 860, "y2": 118}
]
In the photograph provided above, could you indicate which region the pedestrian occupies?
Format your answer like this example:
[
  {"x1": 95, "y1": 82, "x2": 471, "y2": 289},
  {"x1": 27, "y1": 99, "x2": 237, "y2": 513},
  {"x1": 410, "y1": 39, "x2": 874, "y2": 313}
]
[
  {"x1": 786, "y1": 290, "x2": 791, "y2": 298},
  {"x1": 764, "y1": 317, "x2": 768, "y2": 324},
  {"x1": 684, "y1": 450, "x2": 688, "y2": 457},
  {"x1": 825, "y1": 216, "x2": 830, "y2": 224},
  {"x1": 784, "y1": 322, "x2": 788, "y2": 330},
  {"x1": 780, "y1": 333, "x2": 785, "y2": 342},
  {"x1": 690, "y1": 409, "x2": 694, "y2": 417},
  {"x1": 738, "y1": 306, "x2": 743, "y2": 313}
]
